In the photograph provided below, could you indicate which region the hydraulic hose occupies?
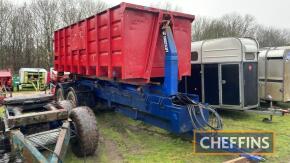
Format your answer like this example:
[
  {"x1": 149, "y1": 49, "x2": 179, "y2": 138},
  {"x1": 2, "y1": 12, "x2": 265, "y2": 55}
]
[{"x1": 173, "y1": 94, "x2": 223, "y2": 130}]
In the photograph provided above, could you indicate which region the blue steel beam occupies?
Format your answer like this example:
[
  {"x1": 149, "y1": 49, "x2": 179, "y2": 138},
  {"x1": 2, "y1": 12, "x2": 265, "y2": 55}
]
[
  {"x1": 78, "y1": 79, "x2": 209, "y2": 134},
  {"x1": 162, "y1": 25, "x2": 179, "y2": 96}
]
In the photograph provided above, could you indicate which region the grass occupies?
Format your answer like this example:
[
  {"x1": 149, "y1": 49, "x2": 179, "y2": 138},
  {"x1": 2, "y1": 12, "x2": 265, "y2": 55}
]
[
  {"x1": 64, "y1": 105, "x2": 290, "y2": 163},
  {"x1": 1, "y1": 92, "x2": 289, "y2": 162},
  {"x1": 0, "y1": 106, "x2": 4, "y2": 117}
]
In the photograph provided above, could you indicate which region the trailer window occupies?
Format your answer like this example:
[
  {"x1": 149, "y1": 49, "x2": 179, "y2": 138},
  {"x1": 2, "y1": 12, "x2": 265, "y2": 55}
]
[
  {"x1": 245, "y1": 52, "x2": 255, "y2": 60},
  {"x1": 191, "y1": 51, "x2": 198, "y2": 61}
]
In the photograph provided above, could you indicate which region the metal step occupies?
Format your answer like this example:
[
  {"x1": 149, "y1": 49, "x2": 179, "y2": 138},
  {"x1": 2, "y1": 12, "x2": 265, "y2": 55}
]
[{"x1": 26, "y1": 128, "x2": 60, "y2": 148}]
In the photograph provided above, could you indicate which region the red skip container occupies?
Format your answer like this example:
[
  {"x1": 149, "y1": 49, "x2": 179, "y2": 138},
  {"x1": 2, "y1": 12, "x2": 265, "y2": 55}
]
[{"x1": 54, "y1": 2, "x2": 194, "y2": 83}]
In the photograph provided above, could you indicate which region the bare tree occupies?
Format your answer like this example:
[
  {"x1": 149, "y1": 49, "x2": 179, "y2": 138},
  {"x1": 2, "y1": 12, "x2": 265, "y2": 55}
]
[
  {"x1": 4, "y1": 3, "x2": 37, "y2": 71},
  {"x1": 191, "y1": 16, "x2": 210, "y2": 41},
  {"x1": 30, "y1": 0, "x2": 59, "y2": 69},
  {"x1": 150, "y1": 1, "x2": 182, "y2": 11},
  {"x1": 0, "y1": 0, "x2": 109, "y2": 72},
  {"x1": 0, "y1": 1, "x2": 290, "y2": 73},
  {"x1": 220, "y1": 13, "x2": 257, "y2": 37},
  {"x1": 59, "y1": 0, "x2": 107, "y2": 27},
  {"x1": 79, "y1": 0, "x2": 107, "y2": 19},
  {"x1": 256, "y1": 26, "x2": 290, "y2": 47},
  {"x1": 192, "y1": 13, "x2": 257, "y2": 41},
  {"x1": 59, "y1": 0, "x2": 81, "y2": 26},
  {"x1": 192, "y1": 17, "x2": 227, "y2": 41},
  {"x1": 0, "y1": 0, "x2": 13, "y2": 69}
]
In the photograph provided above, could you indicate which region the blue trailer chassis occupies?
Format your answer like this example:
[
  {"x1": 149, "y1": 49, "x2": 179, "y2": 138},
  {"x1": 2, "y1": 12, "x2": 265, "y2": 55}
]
[
  {"x1": 56, "y1": 20, "x2": 264, "y2": 162},
  {"x1": 57, "y1": 22, "x2": 210, "y2": 135},
  {"x1": 69, "y1": 78, "x2": 209, "y2": 135}
]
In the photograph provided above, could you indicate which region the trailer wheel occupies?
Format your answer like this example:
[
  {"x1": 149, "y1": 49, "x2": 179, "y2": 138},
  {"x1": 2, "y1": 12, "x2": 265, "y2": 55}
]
[
  {"x1": 0, "y1": 117, "x2": 5, "y2": 132},
  {"x1": 66, "y1": 89, "x2": 78, "y2": 107},
  {"x1": 57, "y1": 100, "x2": 74, "y2": 112},
  {"x1": 70, "y1": 106, "x2": 99, "y2": 157},
  {"x1": 56, "y1": 88, "x2": 64, "y2": 101}
]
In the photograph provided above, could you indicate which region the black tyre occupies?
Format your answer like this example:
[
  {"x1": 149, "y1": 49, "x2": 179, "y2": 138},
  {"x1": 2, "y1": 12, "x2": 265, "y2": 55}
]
[
  {"x1": 0, "y1": 117, "x2": 5, "y2": 132},
  {"x1": 66, "y1": 89, "x2": 78, "y2": 107},
  {"x1": 70, "y1": 106, "x2": 99, "y2": 157},
  {"x1": 56, "y1": 87, "x2": 64, "y2": 102},
  {"x1": 57, "y1": 100, "x2": 74, "y2": 112}
]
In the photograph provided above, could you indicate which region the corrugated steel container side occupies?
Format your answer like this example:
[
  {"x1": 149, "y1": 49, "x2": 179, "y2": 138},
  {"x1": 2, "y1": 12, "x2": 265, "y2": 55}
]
[{"x1": 54, "y1": 3, "x2": 194, "y2": 83}]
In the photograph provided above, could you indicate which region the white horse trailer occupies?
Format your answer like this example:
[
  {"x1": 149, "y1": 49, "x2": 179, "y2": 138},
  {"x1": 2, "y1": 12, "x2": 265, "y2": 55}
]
[
  {"x1": 258, "y1": 46, "x2": 290, "y2": 102},
  {"x1": 179, "y1": 37, "x2": 259, "y2": 110}
]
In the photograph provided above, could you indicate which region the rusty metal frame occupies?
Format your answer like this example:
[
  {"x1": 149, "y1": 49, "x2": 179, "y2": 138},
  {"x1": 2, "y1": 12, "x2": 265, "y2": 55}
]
[
  {"x1": 50, "y1": 121, "x2": 70, "y2": 162},
  {"x1": 7, "y1": 109, "x2": 68, "y2": 128},
  {"x1": 10, "y1": 121, "x2": 71, "y2": 163},
  {"x1": 11, "y1": 130, "x2": 49, "y2": 163},
  {"x1": 3, "y1": 95, "x2": 73, "y2": 163}
]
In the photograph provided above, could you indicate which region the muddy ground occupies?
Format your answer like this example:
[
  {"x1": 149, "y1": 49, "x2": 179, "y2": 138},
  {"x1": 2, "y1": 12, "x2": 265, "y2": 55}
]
[
  {"x1": 65, "y1": 106, "x2": 290, "y2": 163},
  {"x1": 6, "y1": 91, "x2": 290, "y2": 163}
]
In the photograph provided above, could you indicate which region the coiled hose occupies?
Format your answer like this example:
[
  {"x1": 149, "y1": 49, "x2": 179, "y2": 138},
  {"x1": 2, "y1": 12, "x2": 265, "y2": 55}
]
[
  {"x1": 173, "y1": 94, "x2": 223, "y2": 131},
  {"x1": 172, "y1": 94, "x2": 265, "y2": 161}
]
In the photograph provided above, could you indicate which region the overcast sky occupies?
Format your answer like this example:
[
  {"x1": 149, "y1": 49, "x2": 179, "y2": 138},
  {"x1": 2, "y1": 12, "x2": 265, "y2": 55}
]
[{"x1": 11, "y1": 0, "x2": 290, "y2": 29}]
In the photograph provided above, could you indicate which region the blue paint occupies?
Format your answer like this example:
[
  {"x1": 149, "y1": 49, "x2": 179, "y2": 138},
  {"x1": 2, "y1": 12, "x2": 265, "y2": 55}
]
[
  {"x1": 11, "y1": 123, "x2": 70, "y2": 163},
  {"x1": 77, "y1": 78, "x2": 208, "y2": 134},
  {"x1": 64, "y1": 24, "x2": 209, "y2": 134},
  {"x1": 162, "y1": 27, "x2": 178, "y2": 96},
  {"x1": 12, "y1": 131, "x2": 49, "y2": 163},
  {"x1": 240, "y1": 154, "x2": 265, "y2": 162}
]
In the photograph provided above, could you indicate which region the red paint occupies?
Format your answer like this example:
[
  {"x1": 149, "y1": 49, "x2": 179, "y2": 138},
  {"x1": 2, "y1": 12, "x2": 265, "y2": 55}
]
[
  {"x1": 0, "y1": 69, "x2": 12, "y2": 87},
  {"x1": 0, "y1": 69, "x2": 12, "y2": 103},
  {"x1": 54, "y1": 2, "x2": 194, "y2": 83}
]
